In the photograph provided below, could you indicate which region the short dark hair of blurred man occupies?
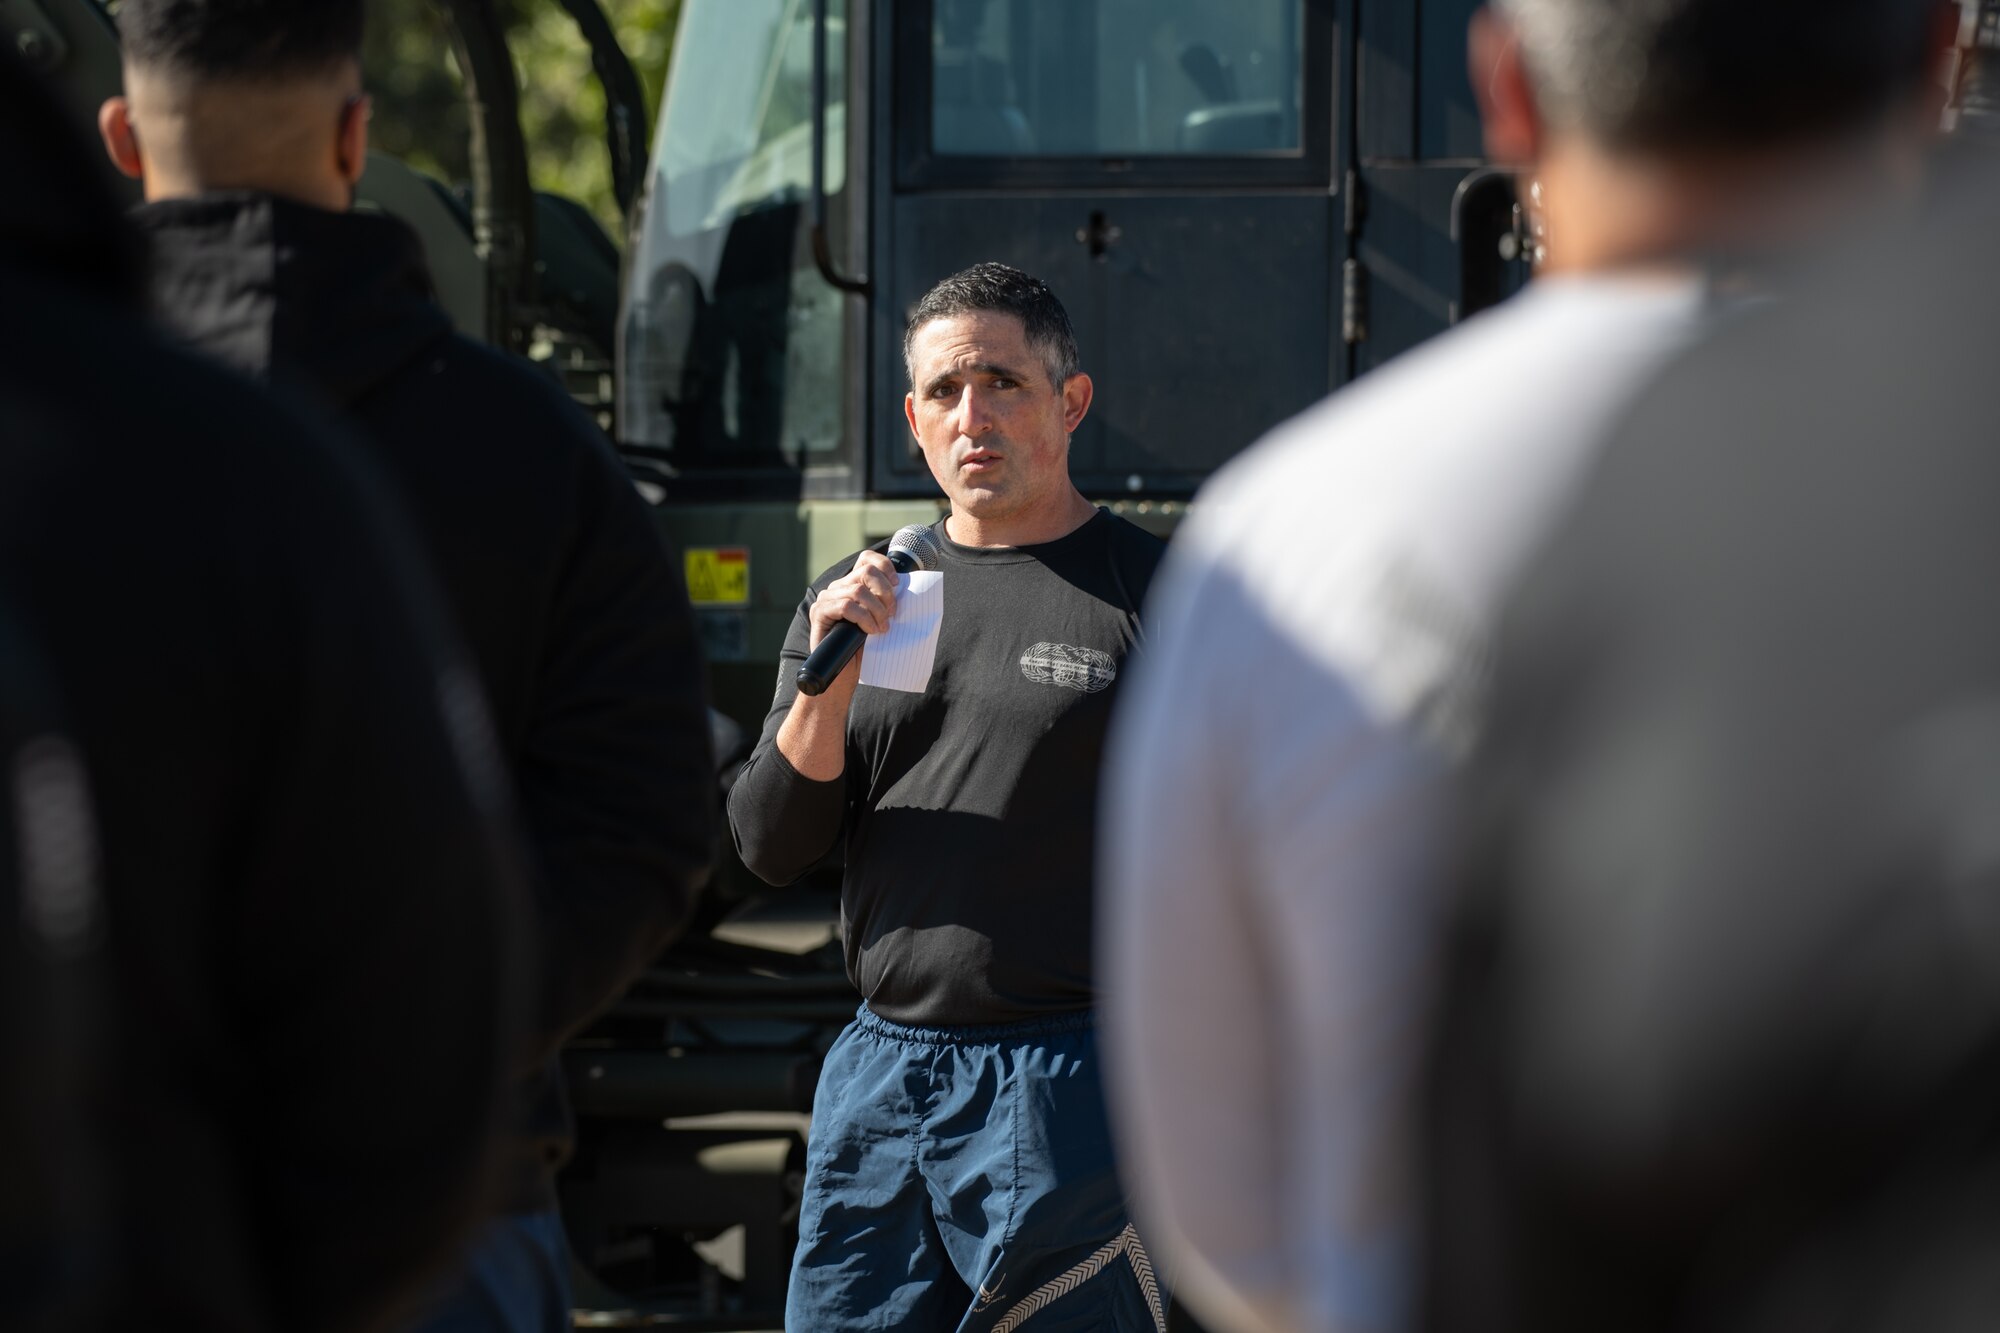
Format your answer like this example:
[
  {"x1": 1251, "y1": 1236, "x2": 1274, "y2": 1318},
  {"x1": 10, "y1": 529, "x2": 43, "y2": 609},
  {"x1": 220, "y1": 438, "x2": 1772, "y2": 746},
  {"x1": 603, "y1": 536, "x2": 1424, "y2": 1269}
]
[
  {"x1": 1100, "y1": 3, "x2": 1959, "y2": 1331},
  {"x1": 729, "y1": 262, "x2": 1170, "y2": 1331},
  {"x1": 1426, "y1": 149, "x2": 2000, "y2": 1333},
  {"x1": 97, "y1": 4, "x2": 716, "y2": 1330},
  {"x1": 1, "y1": 45, "x2": 533, "y2": 1333}
]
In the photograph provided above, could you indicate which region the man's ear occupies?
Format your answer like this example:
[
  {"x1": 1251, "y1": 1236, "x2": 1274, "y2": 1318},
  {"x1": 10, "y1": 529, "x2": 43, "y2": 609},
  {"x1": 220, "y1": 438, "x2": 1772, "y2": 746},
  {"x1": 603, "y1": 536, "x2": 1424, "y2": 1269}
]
[
  {"x1": 98, "y1": 97, "x2": 144, "y2": 180},
  {"x1": 337, "y1": 93, "x2": 371, "y2": 186},
  {"x1": 1468, "y1": 8, "x2": 1540, "y2": 166},
  {"x1": 1060, "y1": 371, "x2": 1093, "y2": 435},
  {"x1": 904, "y1": 390, "x2": 920, "y2": 440}
]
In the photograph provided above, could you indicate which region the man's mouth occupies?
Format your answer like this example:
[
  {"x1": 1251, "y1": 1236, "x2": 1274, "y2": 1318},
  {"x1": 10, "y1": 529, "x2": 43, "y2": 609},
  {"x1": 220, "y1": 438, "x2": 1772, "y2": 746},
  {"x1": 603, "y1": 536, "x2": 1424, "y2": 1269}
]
[{"x1": 960, "y1": 450, "x2": 1002, "y2": 472}]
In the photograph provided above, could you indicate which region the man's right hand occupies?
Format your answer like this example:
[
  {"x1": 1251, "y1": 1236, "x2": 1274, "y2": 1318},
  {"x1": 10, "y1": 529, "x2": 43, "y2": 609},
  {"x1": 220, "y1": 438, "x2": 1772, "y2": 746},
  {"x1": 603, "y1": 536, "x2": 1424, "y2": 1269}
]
[
  {"x1": 806, "y1": 549, "x2": 901, "y2": 653},
  {"x1": 780, "y1": 549, "x2": 900, "y2": 780}
]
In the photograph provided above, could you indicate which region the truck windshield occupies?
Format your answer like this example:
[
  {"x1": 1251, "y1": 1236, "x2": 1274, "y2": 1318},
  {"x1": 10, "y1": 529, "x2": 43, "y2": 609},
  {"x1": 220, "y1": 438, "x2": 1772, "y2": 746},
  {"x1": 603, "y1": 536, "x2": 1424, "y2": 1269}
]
[{"x1": 931, "y1": 0, "x2": 1304, "y2": 157}]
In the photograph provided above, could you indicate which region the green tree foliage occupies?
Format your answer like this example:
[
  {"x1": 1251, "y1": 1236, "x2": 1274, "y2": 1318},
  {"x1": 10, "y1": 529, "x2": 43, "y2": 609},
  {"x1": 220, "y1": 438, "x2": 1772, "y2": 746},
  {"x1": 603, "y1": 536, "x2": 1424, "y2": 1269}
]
[{"x1": 364, "y1": 0, "x2": 681, "y2": 243}]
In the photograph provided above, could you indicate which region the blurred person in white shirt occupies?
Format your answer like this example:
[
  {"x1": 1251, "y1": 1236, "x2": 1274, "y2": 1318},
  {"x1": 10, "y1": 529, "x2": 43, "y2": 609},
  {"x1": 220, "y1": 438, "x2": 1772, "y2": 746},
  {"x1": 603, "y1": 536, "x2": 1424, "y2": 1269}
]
[{"x1": 1098, "y1": 2, "x2": 1960, "y2": 1330}]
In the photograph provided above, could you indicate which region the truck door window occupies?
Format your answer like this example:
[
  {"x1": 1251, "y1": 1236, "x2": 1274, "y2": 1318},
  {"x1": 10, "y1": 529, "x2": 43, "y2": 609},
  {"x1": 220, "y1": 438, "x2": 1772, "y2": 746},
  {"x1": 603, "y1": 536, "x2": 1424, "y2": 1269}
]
[
  {"x1": 621, "y1": 0, "x2": 854, "y2": 475},
  {"x1": 931, "y1": 0, "x2": 1303, "y2": 157},
  {"x1": 656, "y1": 0, "x2": 845, "y2": 239}
]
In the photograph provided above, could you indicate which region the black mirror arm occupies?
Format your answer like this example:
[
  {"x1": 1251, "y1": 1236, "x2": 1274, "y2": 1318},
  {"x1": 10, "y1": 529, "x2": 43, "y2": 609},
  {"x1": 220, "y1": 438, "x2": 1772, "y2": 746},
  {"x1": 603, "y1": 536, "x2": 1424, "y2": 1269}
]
[
  {"x1": 441, "y1": 0, "x2": 537, "y2": 352},
  {"x1": 550, "y1": 0, "x2": 652, "y2": 222},
  {"x1": 810, "y1": 0, "x2": 869, "y2": 295}
]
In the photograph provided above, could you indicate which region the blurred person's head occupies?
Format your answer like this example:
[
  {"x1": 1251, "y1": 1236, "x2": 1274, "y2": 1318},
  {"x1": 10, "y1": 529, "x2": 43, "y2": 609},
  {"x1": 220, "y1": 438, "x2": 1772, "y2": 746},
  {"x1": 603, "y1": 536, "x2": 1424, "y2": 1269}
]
[
  {"x1": 97, "y1": 0, "x2": 368, "y2": 211},
  {"x1": 1469, "y1": 0, "x2": 1960, "y2": 272}
]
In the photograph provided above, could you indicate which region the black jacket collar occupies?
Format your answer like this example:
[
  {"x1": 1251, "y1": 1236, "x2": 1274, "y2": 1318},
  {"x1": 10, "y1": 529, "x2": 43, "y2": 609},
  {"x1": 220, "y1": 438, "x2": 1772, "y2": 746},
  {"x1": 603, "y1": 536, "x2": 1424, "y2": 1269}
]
[{"x1": 134, "y1": 191, "x2": 454, "y2": 407}]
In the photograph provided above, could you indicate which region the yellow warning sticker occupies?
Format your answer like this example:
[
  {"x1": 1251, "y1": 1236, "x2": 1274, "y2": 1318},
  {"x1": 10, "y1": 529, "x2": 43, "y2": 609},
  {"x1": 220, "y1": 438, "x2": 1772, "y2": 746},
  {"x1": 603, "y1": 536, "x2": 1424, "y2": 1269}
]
[{"x1": 685, "y1": 547, "x2": 751, "y2": 606}]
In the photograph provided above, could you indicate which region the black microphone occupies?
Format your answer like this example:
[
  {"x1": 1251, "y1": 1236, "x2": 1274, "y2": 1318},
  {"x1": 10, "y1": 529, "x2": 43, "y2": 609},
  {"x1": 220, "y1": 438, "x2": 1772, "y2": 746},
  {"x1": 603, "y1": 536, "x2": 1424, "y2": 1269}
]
[{"x1": 796, "y1": 524, "x2": 945, "y2": 696}]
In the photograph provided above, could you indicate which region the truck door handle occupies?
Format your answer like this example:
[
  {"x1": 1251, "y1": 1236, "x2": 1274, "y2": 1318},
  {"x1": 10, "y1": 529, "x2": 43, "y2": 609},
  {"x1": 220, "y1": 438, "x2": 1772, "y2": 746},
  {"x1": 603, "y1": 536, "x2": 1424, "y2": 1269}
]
[{"x1": 1076, "y1": 210, "x2": 1123, "y2": 261}]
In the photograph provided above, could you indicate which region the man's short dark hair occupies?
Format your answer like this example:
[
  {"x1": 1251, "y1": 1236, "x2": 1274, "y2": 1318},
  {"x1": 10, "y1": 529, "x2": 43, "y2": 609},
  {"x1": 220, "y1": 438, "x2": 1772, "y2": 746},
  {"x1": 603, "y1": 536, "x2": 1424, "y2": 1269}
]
[
  {"x1": 1499, "y1": 0, "x2": 1944, "y2": 152},
  {"x1": 117, "y1": 0, "x2": 364, "y2": 80},
  {"x1": 904, "y1": 262, "x2": 1081, "y2": 389}
]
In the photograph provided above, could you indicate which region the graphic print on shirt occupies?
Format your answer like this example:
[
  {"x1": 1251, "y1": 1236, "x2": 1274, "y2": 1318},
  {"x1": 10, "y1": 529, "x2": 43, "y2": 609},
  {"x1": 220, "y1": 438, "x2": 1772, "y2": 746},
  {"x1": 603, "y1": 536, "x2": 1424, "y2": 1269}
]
[
  {"x1": 1019, "y1": 642, "x2": 1118, "y2": 693},
  {"x1": 972, "y1": 1277, "x2": 1006, "y2": 1313}
]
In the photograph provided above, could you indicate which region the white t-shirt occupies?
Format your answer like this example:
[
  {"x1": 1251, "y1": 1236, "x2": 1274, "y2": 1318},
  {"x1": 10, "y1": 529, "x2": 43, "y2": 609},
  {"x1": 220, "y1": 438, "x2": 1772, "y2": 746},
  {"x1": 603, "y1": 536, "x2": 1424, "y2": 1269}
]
[{"x1": 1099, "y1": 275, "x2": 1707, "y2": 1333}]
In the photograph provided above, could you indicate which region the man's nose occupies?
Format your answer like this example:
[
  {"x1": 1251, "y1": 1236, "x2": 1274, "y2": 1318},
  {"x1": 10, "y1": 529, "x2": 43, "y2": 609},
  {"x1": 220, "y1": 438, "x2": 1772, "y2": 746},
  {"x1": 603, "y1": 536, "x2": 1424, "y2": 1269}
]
[{"x1": 952, "y1": 385, "x2": 994, "y2": 436}]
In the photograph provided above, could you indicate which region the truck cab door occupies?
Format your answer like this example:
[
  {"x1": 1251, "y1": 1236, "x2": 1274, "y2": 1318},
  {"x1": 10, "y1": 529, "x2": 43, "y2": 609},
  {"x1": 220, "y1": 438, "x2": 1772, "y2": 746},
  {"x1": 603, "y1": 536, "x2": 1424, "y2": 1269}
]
[{"x1": 874, "y1": 0, "x2": 1340, "y2": 499}]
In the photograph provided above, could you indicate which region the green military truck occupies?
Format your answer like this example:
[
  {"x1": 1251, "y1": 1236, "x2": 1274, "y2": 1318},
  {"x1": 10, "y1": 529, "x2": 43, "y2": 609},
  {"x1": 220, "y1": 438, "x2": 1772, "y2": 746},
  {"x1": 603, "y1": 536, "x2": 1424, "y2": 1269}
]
[
  {"x1": 622, "y1": 0, "x2": 1527, "y2": 739},
  {"x1": 12, "y1": 0, "x2": 1524, "y2": 1324},
  {"x1": 610, "y1": 9, "x2": 1526, "y2": 1318}
]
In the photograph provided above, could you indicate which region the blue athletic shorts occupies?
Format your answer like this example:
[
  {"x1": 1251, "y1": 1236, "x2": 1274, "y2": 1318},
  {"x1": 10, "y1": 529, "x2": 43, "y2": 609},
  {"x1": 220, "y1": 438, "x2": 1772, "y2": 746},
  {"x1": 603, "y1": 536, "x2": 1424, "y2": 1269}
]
[{"x1": 786, "y1": 1005, "x2": 1167, "y2": 1332}]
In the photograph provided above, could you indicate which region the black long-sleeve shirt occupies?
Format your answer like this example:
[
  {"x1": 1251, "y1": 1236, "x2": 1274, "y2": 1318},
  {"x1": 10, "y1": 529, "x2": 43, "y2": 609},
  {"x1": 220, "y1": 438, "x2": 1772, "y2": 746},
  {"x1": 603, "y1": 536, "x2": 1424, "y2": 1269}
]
[{"x1": 730, "y1": 511, "x2": 1164, "y2": 1027}]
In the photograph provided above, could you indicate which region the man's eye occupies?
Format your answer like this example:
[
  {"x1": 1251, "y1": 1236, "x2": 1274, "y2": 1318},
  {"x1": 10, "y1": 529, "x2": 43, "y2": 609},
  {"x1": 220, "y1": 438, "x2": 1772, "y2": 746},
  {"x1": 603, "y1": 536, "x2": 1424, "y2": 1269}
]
[{"x1": 991, "y1": 378, "x2": 1018, "y2": 389}]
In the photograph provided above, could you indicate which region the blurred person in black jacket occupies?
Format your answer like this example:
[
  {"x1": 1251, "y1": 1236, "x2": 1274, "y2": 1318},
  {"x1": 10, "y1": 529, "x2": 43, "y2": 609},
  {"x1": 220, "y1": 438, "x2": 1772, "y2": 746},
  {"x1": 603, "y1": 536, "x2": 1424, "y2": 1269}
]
[
  {"x1": 95, "y1": 2, "x2": 716, "y2": 1328},
  {"x1": 0, "y1": 48, "x2": 533, "y2": 1333},
  {"x1": 1425, "y1": 153, "x2": 2000, "y2": 1333},
  {"x1": 0, "y1": 594, "x2": 107, "y2": 1333}
]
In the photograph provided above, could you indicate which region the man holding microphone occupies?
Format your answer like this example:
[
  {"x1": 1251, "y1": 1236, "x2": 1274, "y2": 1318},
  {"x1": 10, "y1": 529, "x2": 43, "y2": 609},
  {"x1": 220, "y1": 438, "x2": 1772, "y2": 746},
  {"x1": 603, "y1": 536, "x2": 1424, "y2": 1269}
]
[{"x1": 730, "y1": 263, "x2": 1167, "y2": 1332}]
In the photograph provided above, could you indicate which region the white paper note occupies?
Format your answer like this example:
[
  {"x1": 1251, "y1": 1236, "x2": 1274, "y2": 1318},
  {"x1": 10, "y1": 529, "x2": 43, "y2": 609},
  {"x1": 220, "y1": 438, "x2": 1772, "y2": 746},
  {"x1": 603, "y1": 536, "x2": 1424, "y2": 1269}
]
[{"x1": 857, "y1": 570, "x2": 944, "y2": 693}]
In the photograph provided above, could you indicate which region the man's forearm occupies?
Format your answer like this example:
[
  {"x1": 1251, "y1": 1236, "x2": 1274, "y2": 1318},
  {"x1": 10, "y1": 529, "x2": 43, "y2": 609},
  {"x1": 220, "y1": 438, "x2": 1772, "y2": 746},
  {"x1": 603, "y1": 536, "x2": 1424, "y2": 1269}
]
[
  {"x1": 730, "y1": 693, "x2": 849, "y2": 886},
  {"x1": 775, "y1": 667, "x2": 856, "y2": 781}
]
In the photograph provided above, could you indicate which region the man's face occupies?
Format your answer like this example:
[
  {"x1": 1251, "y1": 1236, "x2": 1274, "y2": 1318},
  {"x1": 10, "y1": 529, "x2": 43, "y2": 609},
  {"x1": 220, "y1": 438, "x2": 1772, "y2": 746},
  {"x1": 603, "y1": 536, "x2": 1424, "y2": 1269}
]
[{"x1": 903, "y1": 310, "x2": 1091, "y2": 527}]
